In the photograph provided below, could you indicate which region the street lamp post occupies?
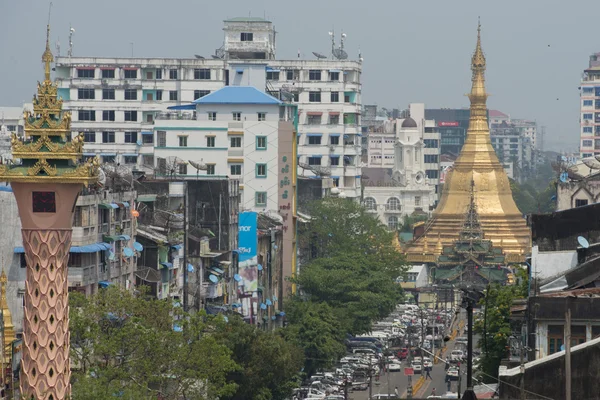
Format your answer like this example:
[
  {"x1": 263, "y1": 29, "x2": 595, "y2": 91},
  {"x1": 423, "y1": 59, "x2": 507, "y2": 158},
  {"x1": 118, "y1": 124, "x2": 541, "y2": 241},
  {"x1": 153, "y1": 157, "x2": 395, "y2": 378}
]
[{"x1": 459, "y1": 288, "x2": 483, "y2": 400}]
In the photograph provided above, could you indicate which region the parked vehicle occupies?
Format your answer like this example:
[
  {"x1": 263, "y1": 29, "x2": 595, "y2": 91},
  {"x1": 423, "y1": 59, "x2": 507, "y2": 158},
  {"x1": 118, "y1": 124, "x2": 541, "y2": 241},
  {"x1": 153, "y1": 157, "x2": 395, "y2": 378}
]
[
  {"x1": 423, "y1": 357, "x2": 433, "y2": 369},
  {"x1": 388, "y1": 362, "x2": 402, "y2": 372},
  {"x1": 397, "y1": 348, "x2": 409, "y2": 360},
  {"x1": 412, "y1": 361, "x2": 423, "y2": 374},
  {"x1": 446, "y1": 367, "x2": 459, "y2": 381},
  {"x1": 450, "y1": 350, "x2": 464, "y2": 362}
]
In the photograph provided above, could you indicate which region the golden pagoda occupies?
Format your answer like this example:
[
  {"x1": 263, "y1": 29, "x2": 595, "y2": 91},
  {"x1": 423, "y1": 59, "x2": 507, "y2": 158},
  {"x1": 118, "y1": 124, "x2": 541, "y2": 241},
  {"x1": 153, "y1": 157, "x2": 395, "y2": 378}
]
[
  {"x1": 406, "y1": 22, "x2": 531, "y2": 263},
  {"x1": 0, "y1": 269, "x2": 16, "y2": 360}
]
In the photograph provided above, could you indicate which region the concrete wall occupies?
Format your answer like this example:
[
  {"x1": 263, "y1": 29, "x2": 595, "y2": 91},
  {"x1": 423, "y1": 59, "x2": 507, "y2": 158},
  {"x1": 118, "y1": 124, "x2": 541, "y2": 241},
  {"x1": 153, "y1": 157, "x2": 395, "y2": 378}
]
[{"x1": 531, "y1": 245, "x2": 578, "y2": 280}]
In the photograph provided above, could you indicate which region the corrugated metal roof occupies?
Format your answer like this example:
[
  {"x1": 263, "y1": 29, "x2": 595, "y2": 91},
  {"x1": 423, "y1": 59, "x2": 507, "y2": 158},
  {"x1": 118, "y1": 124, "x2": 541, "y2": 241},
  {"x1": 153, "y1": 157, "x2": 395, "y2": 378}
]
[{"x1": 193, "y1": 86, "x2": 282, "y2": 105}]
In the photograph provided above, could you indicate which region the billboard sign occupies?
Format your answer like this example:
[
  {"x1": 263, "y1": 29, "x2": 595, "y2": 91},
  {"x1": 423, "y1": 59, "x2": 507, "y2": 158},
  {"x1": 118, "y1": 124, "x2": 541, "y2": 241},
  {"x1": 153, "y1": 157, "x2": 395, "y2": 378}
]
[
  {"x1": 238, "y1": 211, "x2": 258, "y2": 292},
  {"x1": 438, "y1": 121, "x2": 459, "y2": 127}
]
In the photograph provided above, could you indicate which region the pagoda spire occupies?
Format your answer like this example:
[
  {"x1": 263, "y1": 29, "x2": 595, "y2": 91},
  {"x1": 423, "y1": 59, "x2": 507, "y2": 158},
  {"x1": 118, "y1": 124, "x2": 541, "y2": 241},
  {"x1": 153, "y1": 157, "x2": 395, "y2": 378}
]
[{"x1": 467, "y1": 18, "x2": 489, "y2": 137}]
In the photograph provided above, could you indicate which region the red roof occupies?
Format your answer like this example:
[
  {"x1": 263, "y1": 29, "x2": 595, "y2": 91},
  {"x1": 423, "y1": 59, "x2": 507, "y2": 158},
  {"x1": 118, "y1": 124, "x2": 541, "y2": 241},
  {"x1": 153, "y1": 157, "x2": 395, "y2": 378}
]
[{"x1": 489, "y1": 109, "x2": 509, "y2": 118}]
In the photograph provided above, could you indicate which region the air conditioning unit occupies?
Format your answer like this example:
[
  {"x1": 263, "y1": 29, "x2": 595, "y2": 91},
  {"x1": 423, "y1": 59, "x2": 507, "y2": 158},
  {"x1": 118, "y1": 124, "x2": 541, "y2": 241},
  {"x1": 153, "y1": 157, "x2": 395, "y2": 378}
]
[{"x1": 329, "y1": 145, "x2": 335, "y2": 152}]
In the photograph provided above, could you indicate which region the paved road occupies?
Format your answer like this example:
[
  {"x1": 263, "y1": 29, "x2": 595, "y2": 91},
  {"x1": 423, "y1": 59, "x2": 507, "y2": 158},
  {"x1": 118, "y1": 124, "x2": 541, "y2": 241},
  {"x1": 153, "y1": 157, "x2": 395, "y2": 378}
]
[{"x1": 350, "y1": 311, "x2": 468, "y2": 399}]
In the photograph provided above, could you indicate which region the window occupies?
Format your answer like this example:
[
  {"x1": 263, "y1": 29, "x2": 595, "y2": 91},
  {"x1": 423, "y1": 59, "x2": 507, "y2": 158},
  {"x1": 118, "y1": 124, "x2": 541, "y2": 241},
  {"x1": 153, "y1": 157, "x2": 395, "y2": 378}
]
[
  {"x1": 169, "y1": 69, "x2": 178, "y2": 79},
  {"x1": 101, "y1": 69, "x2": 115, "y2": 79},
  {"x1": 266, "y1": 71, "x2": 280, "y2": 80},
  {"x1": 124, "y1": 69, "x2": 137, "y2": 79},
  {"x1": 230, "y1": 137, "x2": 242, "y2": 147},
  {"x1": 257, "y1": 112, "x2": 266, "y2": 121},
  {"x1": 206, "y1": 164, "x2": 215, "y2": 175},
  {"x1": 330, "y1": 92, "x2": 339, "y2": 102},
  {"x1": 83, "y1": 132, "x2": 96, "y2": 143},
  {"x1": 156, "y1": 90, "x2": 163, "y2": 101},
  {"x1": 124, "y1": 111, "x2": 138, "y2": 121},
  {"x1": 142, "y1": 155, "x2": 154, "y2": 166},
  {"x1": 208, "y1": 112, "x2": 217, "y2": 121},
  {"x1": 77, "y1": 68, "x2": 94, "y2": 78},
  {"x1": 256, "y1": 163, "x2": 267, "y2": 177},
  {"x1": 232, "y1": 112, "x2": 241, "y2": 121},
  {"x1": 584, "y1": 100, "x2": 593, "y2": 107},
  {"x1": 330, "y1": 135, "x2": 340, "y2": 145},
  {"x1": 583, "y1": 87, "x2": 594, "y2": 94},
  {"x1": 194, "y1": 69, "x2": 211, "y2": 80},
  {"x1": 424, "y1": 139, "x2": 439, "y2": 148},
  {"x1": 124, "y1": 89, "x2": 137, "y2": 100},
  {"x1": 330, "y1": 156, "x2": 340, "y2": 166},
  {"x1": 178, "y1": 164, "x2": 187, "y2": 175},
  {"x1": 388, "y1": 216, "x2": 399, "y2": 230},
  {"x1": 583, "y1": 127, "x2": 593, "y2": 133},
  {"x1": 102, "y1": 110, "x2": 115, "y2": 121},
  {"x1": 169, "y1": 91, "x2": 178, "y2": 101},
  {"x1": 424, "y1": 154, "x2": 439, "y2": 163},
  {"x1": 178, "y1": 136, "x2": 188, "y2": 147},
  {"x1": 510, "y1": 138, "x2": 519, "y2": 142},
  {"x1": 583, "y1": 113, "x2": 593, "y2": 120},
  {"x1": 386, "y1": 197, "x2": 400, "y2": 211},
  {"x1": 256, "y1": 136, "x2": 267, "y2": 150},
  {"x1": 102, "y1": 88, "x2": 115, "y2": 100},
  {"x1": 548, "y1": 325, "x2": 563, "y2": 355},
  {"x1": 309, "y1": 70, "x2": 322, "y2": 81},
  {"x1": 309, "y1": 91, "x2": 321, "y2": 102},
  {"x1": 156, "y1": 69, "x2": 163, "y2": 79},
  {"x1": 124, "y1": 131, "x2": 137, "y2": 143},
  {"x1": 194, "y1": 90, "x2": 210, "y2": 100},
  {"x1": 415, "y1": 196, "x2": 421, "y2": 206},
  {"x1": 32, "y1": 192, "x2": 56, "y2": 213},
  {"x1": 102, "y1": 131, "x2": 115, "y2": 143},
  {"x1": 145, "y1": 71, "x2": 154, "y2": 80},
  {"x1": 78, "y1": 110, "x2": 95, "y2": 121},
  {"x1": 583, "y1": 140, "x2": 593, "y2": 147},
  {"x1": 78, "y1": 88, "x2": 95, "y2": 100},
  {"x1": 103, "y1": 155, "x2": 116, "y2": 163},
  {"x1": 307, "y1": 115, "x2": 321, "y2": 125},
  {"x1": 123, "y1": 156, "x2": 137, "y2": 164},
  {"x1": 142, "y1": 133, "x2": 153, "y2": 145},
  {"x1": 308, "y1": 135, "x2": 322, "y2": 145},
  {"x1": 307, "y1": 156, "x2": 321, "y2": 166},
  {"x1": 426, "y1": 169, "x2": 439, "y2": 179},
  {"x1": 329, "y1": 71, "x2": 339, "y2": 81},
  {"x1": 156, "y1": 131, "x2": 166, "y2": 147},
  {"x1": 255, "y1": 192, "x2": 267, "y2": 206},
  {"x1": 206, "y1": 136, "x2": 215, "y2": 147},
  {"x1": 230, "y1": 164, "x2": 242, "y2": 175},
  {"x1": 286, "y1": 70, "x2": 298, "y2": 80},
  {"x1": 576, "y1": 199, "x2": 589, "y2": 207},
  {"x1": 364, "y1": 197, "x2": 376, "y2": 211},
  {"x1": 240, "y1": 32, "x2": 254, "y2": 41},
  {"x1": 329, "y1": 115, "x2": 340, "y2": 125}
]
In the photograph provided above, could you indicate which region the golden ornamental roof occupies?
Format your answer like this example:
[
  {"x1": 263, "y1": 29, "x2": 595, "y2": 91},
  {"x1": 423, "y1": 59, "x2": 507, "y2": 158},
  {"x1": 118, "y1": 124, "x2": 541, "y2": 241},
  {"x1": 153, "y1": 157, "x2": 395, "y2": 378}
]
[{"x1": 0, "y1": 25, "x2": 98, "y2": 186}]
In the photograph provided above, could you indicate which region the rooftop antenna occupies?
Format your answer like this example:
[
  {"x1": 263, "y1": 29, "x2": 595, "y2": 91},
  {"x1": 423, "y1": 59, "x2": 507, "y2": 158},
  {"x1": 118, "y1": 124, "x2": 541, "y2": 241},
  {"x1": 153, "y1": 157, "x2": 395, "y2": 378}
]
[
  {"x1": 358, "y1": 47, "x2": 363, "y2": 63},
  {"x1": 329, "y1": 29, "x2": 335, "y2": 58},
  {"x1": 68, "y1": 24, "x2": 75, "y2": 57},
  {"x1": 297, "y1": 49, "x2": 300, "y2": 59},
  {"x1": 332, "y1": 30, "x2": 348, "y2": 60}
]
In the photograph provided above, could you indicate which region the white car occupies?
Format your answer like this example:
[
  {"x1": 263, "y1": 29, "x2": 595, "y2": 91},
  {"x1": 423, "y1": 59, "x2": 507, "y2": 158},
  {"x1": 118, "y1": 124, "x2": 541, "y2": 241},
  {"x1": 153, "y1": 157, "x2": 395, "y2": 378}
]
[
  {"x1": 450, "y1": 350, "x2": 464, "y2": 362},
  {"x1": 388, "y1": 362, "x2": 402, "y2": 372},
  {"x1": 411, "y1": 362, "x2": 423, "y2": 374},
  {"x1": 423, "y1": 357, "x2": 433, "y2": 369},
  {"x1": 413, "y1": 357, "x2": 422, "y2": 364}
]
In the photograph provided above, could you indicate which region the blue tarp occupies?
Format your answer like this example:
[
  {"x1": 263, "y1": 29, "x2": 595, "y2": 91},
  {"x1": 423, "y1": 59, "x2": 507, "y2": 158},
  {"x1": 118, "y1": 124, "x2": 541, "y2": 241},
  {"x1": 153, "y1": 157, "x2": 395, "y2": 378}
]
[
  {"x1": 0, "y1": 186, "x2": 12, "y2": 192},
  {"x1": 133, "y1": 242, "x2": 144, "y2": 251},
  {"x1": 167, "y1": 104, "x2": 196, "y2": 110},
  {"x1": 99, "y1": 281, "x2": 112, "y2": 288},
  {"x1": 161, "y1": 262, "x2": 173, "y2": 269}
]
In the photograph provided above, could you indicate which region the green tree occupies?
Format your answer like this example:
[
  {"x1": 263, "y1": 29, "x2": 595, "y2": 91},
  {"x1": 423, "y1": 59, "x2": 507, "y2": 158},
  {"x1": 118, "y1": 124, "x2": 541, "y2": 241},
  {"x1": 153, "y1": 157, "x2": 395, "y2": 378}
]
[
  {"x1": 70, "y1": 287, "x2": 237, "y2": 400},
  {"x1": 283, "y1": 301, "x2": 347, "y2": 377},
  {"x1": 215, "y1": 315, "x2": 304, "y2": 400},
  {"x1": 474, "y1": 267, "x2": 528, "y2": 382}
]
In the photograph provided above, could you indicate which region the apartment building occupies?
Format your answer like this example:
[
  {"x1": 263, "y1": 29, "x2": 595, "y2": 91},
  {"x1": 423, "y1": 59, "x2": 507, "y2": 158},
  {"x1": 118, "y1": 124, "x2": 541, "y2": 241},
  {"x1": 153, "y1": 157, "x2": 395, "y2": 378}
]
[
  {"x1": 490, "y1": 121, "x2": 534, "y2": 181},
  {"x1": 580, "y1": 53, "x2": 600, "y2": 157},
  {"x1": 53, "y1": 17, "x2": 363, "y2": 198}
]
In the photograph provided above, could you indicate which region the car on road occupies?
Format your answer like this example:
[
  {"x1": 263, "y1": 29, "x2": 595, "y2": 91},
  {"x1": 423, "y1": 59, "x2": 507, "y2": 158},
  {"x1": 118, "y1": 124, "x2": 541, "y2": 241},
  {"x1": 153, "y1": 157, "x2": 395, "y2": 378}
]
[
  {"x1": 423, "y1": 357, "x2": 433, "y2": 369},
  {"x1": 397, "y1": 348, "x2": 409, "y2": 360},
  {"x1": 456, "y1": 336, "x2": 468, "y2": 345},
  {"x1": 413, "y1": 356, "x2": 422, "y2": 364},
  {"x1": 446, "y1": 367, "x2": 459, "y2": 381},
  {"x1": 372, "y1": 394, "x2": 400, "y2": 400},
  {"x1": 388, "y1": 362, "x2": 402, "y2": 372},
  {"x1": 412, "y1": 361, "x2": 423, "y2": 374},
  {"x1": 351, "y1": 382, "x2": 368, "y2": 391},
  {"x1": 450, "y1": 350, "x2": 464, "y2": 362}
]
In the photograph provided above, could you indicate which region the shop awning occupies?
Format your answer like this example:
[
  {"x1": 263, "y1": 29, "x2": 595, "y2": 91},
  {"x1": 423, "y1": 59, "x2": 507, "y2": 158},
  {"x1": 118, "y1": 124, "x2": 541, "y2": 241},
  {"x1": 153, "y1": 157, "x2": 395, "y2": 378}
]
[
  {"x1": 306, "y1": 111, "x2": 323, "y2": 116},
  {"x1": 306, "y1": 133, "x2": 322, "y2": 137},
  {"x1": 141, "y1": 131, "x2": 153, "y2": 136},
  {"x1": 117, "y1": 201, "x2": 130, "y2": 208},
  {"x1": 133, "y1": 242, "x2": 144, "y2": 251},
  {"x1": 160, "y1": 262, "x2": 173, "y2": 269},
  {"x1": 99, "y1": 203, "x2": 119, "y2": 209},
  {"x1": 329, "y1": 112, "x2": 340, "y2": 115},
  {"x1": 137, "y1": 194, "x2": 157, "y2": 202}
]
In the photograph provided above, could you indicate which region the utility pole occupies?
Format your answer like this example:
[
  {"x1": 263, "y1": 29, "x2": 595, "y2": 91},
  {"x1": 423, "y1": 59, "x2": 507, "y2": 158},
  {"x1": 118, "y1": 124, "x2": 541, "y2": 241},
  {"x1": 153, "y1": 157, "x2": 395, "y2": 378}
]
[
  {"x1": 519, "y1": 341, "x2": 525, "y2": 400},
  {"x1": 368, "y1": 354, "x2": 373, "y2": 400},
  {"x1": 183, "y1": 181, "x2": 189, "y2": 312},
  {"x1": 218, "y1": 192, "x2": 222, "y2": 250},
  {"x1": 565, "y1": 302, "x2": 572, "y2": 400}
]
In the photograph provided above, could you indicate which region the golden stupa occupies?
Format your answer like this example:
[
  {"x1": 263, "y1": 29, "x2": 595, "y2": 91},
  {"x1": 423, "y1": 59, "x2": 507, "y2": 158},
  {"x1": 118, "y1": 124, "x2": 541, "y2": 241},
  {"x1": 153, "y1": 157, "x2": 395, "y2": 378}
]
[
  {"x1": 406, "y1": 23, "x2": 531, "y2": 263},
  {"x1": 0, "y1": 269, "x2": 16, "y2": 364}
]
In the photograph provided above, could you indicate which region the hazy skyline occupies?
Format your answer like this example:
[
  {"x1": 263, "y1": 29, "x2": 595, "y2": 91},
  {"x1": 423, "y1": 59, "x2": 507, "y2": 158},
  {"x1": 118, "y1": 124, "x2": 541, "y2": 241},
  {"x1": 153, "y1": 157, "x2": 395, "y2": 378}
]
[{"x1": 0, "y1": 0, "x2": 594, "y2": 152}]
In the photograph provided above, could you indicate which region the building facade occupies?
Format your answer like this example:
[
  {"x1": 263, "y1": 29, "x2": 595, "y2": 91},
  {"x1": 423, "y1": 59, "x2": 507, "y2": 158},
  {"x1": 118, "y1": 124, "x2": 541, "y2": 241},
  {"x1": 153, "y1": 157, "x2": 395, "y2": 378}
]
[
  {"x1": 580, "y1": 52, "x2": 600, "y2": 158},
  {"x1": 53, "y1": 17, "x2": 363, "y2": 198},
  {"x1": 490, "y1": 121, "x2": 534, "y2": 182}
]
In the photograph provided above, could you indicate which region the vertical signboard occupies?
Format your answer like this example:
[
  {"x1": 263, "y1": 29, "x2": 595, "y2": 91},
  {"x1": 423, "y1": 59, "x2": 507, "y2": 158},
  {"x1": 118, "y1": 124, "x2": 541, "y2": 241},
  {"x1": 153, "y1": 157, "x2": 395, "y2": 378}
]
[
  {"x1": 278, "y1": 121, "x2": 295, "y2": 297},
  {"x1": 238, "y1": 211, "x2": 258, "y2": 293}
]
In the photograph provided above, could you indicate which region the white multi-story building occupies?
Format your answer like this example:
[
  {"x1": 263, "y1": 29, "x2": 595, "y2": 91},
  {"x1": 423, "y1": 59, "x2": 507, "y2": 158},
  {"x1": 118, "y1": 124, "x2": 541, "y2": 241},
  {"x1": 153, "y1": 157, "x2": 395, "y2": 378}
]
[
  {"x1": 53, "y1": 16, "x2": 363, "y2": 198},
  {"x1": 580, "y1": 53, "x2": 600, "y2": 158},
  {"x1": 490, "y1": 121, "x2": 534, "y2": 182},
  {"x1": 362, "y1": 104, "x2": 440, "y2": 229},
  {"x1": 145, "y1": 84, "x2": 293, "y2": 212}
]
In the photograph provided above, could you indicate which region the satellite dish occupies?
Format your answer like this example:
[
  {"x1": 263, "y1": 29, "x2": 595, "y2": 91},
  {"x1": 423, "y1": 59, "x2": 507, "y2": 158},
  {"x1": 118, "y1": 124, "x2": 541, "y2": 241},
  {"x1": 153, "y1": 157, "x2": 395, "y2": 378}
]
[
  {"x1": 257, "y1": 264, "x2": 263, "y2": 271},
  {"x1": 559, "y1": 172, "x2": 569, "y2": 183},
  {"x1": 312, "y1": 51, "x2": 327, "y2": 59},
  {"x1": 209, "y1": 275, "x2": 219, "y2": 283},
  {"x1": 194, "y1": 54, "x2": 205, "y2": 59},
  {"x1": 260, "y1": 303, "x2": 267, "y2": 310},
  {"x1": 189, "y1": 159, "x2": 208, "y2": 171},
  {"x1": 578, "y1": 236, "x2": 590, "y2": 248},
  {"x1": 211, "y1": 55, "x2": 222, "y2": 59},
  {"x1": 333, "y1": 48, "x2": 348, "y2": 60},
  {"x1": 234, "y1": 274, "x2": 242, "y2": 282}
]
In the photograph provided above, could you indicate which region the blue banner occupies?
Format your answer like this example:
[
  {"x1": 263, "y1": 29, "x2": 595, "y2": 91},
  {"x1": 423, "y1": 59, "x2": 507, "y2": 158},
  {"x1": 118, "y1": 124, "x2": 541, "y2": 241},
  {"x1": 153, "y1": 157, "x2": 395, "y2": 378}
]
[{"x1": 238, "y1": 212, "x2": 258, "y2": 292}]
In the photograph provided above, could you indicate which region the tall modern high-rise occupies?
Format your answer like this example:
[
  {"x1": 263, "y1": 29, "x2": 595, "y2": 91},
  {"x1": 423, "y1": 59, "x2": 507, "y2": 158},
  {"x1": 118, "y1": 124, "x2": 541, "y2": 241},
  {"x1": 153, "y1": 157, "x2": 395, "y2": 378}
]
[
  {"x1": 406, "y1": 24, "x2": 531, "y2": 263},
  {"x1": 0, "y1": 27, "x2": 98, "y2": 399},
  {"x1": 54, "y1": 17, "x2": 363, "y2": 198},
  {"x1": 580, "y1": 52, "x2": 600, "y2": 158}
]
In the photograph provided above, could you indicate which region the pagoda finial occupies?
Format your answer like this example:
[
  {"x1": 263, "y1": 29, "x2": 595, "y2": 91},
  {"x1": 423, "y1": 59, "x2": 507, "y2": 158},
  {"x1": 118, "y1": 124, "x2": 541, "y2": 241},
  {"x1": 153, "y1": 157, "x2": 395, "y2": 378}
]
[
  {"x1": 42, "y1": 3, "x2": 54, "y2": 82},
  {"x1": 0, "y1": 268, "x2": 7, "y2": 305}
]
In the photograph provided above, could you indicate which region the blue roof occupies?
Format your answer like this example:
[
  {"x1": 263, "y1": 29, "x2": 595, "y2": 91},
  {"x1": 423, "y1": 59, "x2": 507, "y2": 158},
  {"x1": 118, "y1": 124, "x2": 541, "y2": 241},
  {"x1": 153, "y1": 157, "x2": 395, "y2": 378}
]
[{"x1": 193, "y1": 86, "x2": 282, "y2": 105}]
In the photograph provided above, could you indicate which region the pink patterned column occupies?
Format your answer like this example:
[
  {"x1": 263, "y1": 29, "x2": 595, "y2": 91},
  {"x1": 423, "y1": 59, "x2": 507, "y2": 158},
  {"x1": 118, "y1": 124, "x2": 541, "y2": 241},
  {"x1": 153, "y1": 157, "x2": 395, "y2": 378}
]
[{"x1": 20, "y1": 229, "x2": 71, "y2": 399}]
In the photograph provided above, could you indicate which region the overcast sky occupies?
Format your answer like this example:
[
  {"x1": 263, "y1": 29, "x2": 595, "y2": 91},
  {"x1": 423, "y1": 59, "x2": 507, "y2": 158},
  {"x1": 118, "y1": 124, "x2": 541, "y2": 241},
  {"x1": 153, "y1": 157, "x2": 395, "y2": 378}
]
[{"x1": 0, "y1": 0, "x2": 594, "y2": 151}]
